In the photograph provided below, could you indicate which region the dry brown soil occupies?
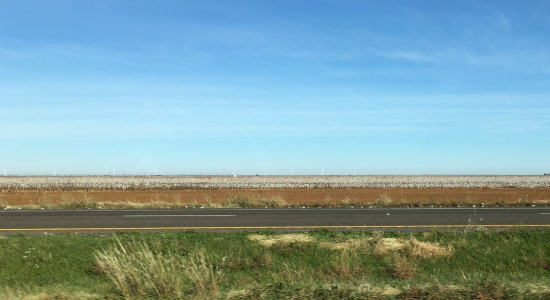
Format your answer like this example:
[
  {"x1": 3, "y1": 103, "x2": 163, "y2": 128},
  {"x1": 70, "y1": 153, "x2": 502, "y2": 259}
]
[{"x1": 2, "y1": 188, "x2": 550, "y2": 207}]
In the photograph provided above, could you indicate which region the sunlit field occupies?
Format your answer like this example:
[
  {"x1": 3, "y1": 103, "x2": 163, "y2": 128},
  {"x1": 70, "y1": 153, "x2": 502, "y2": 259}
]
[
  {"x1": 2, "y1": 175, "x2": 550, "y2": 190},
  {"x1": 1, "y1": 175, "x2": 550, "y2": 209}
]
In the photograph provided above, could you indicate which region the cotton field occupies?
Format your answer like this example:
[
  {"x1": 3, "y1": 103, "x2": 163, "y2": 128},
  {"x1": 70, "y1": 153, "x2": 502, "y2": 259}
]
[{"x1": 1, "y1": 175, "x2": 550, "y2": 191}]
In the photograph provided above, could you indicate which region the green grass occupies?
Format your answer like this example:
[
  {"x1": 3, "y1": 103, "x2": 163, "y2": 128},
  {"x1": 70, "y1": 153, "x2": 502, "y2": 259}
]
[{"x1": 0, "y1": 229, "x2": 549, "y2": 299}]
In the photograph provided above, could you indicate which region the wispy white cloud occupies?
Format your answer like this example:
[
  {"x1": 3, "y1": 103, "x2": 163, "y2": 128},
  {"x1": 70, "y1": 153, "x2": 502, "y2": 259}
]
[{"x1": 373, "y1": 50, "x2": 438, "y2": 63}]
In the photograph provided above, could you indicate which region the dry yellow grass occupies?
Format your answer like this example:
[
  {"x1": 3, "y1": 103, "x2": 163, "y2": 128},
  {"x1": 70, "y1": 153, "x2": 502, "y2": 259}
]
[
  {"x1": 323, "y1": 234, "x2": 453, "y2": 259},
  {"x1": 248, "y1": 234, "x2": 313, "y2": 247},
  {"x1": 377, "y1": 193, "x2": 393, "y2": 205},
  {"x1": 94, "y1": 239, "x2": 221, "y2": 299},
  {"x1": 4, "y1": 187, "x2": 550, "y2": 209},
  {"x1": 225, "y1": 195, "x2": 287, "y2": 208},
  {"x1": 322, "y1": 238, "x2": 372, "y2": 252},
  {"x1": 374, "y1": 236, "x2": 453, "y2": 258},
  {"x1": 325, "y1": 234, "x2": 452, "y2": 280},
  {"x1": 373, "y1": 238, "x2": 404, "y2": 255},
  {"x1": 405, "y1": 237, "x2": 454, "y2": 258}
]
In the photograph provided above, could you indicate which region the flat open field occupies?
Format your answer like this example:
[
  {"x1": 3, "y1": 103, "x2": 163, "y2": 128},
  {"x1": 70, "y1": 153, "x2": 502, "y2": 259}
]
[{"x1": 1, "y1": 175, "x2": 550, "y2": 208}]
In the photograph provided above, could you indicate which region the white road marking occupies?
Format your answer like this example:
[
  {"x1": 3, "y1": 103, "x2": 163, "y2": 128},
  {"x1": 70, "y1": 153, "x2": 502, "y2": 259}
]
[
  {"x1": 124, "y1": 215, "x2": 236, "y2": 217},
  {"x1": 538, "y1": 213, "x2": 550, "y2": 215}
]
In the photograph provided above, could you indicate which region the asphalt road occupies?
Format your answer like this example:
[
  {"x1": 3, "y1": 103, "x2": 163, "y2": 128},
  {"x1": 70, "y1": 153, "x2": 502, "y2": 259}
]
[{"x1": 1, "y1": 207, "x2": 550, "y2": 233}]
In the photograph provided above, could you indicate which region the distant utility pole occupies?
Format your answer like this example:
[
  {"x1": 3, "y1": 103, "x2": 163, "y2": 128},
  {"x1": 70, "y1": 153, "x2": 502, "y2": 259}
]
[
  {"x1": 291, "y1": 168, "x2": 293, "y2": 176},
  {"x1": 321, "y1": 168, "x2": 324, "y2": 176},
  {"x1": 354, "y1": 167, "x2": 356, "y2": 176},
  {"x1": 114, "y1": 169, "x2": 116, "y2": 176},
  {"x1": 3, "y1": 169, "x2": 5, "y2": 176},
  {"x1": 54, "y1": 168, "x2": 56, "y2": 176}
]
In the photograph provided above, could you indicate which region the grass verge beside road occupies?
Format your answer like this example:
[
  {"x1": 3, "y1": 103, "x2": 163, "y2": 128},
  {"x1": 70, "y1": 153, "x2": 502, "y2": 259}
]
[
  {"x1": 1, "y1": 192, "x2": 550, "y2": 210},
  {"x1": 0, "y1": 228, "x2": 549, "y2": 299}
]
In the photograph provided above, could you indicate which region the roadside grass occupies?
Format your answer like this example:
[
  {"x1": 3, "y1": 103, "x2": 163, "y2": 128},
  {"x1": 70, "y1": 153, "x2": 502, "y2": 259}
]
[
  {"x1": 0, "y1": 228, "x2": 550, "y2": 299},
  {"x1": 94, "y1": 239, "x2": 221, "y2": 299},
  {"x1": 225, "y1": 194, "x2": 287, "y2": 208},
  {"x1": 1, "y1": 193, "x2": 549, "y2": 210}
]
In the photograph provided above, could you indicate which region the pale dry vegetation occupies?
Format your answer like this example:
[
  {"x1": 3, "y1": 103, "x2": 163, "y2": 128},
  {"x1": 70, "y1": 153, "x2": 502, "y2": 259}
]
[
  {"x1": 2, "y1": 175, "x2": 550, "y2": 191},
  {"x1": 322, "y1": 232, "x2": 453, "y2": 259},
  {"x1": 94, "y1": 239, "x2": 221, "y2": 299},
  {"x1": 374, "y1": 236, "x2": 454, "y2": 258},
  {"x1": 225, "y1": 194, "x2": 287, "y2": 208},
  {"x1": 248, "y1": 234, "x2": 314, "y2": 247}
]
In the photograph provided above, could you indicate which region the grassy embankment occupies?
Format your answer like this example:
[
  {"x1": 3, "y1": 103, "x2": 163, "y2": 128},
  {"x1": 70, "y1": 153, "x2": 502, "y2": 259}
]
[{"x1": 1, "y1": 228, "x2": 549, "y2": 299}]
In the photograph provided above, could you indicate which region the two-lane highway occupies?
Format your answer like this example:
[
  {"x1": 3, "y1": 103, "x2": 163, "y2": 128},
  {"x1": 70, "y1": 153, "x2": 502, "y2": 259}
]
[{"x1": 1, "y1": 207, "x2": 550, "y2": 233}]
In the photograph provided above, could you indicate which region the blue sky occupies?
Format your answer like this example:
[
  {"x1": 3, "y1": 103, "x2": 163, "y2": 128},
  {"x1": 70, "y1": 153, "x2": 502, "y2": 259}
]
[{"x1": 1, "y1": 0, "x2": 549, "y2": 175}]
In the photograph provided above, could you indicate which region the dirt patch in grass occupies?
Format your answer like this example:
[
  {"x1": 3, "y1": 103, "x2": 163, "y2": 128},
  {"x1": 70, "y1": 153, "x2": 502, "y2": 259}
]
[{"x1": 1, "y1": 188, "x2": 549, "y2": 208}]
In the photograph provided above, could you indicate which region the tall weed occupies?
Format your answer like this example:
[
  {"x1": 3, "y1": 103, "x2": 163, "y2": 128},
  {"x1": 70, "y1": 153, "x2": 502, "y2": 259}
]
[
  {"x1": 226, "y1": 194, "x2": 287, "y2": 208},
  {"x1": 94, "y1": 239, "x2": 221, "y2": 299}
]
